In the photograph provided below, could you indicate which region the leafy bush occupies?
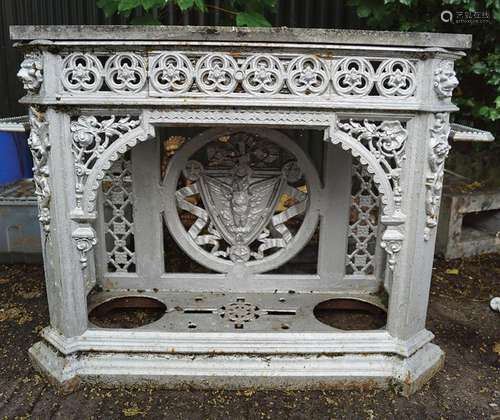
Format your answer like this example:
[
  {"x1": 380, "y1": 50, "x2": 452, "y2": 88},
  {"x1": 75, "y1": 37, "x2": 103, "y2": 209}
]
[
  {"x1": 349, "y1": 0, "x2": 499, "y2": 129},
  {"x1": 96, "y1": 0, "x2": 277, "y2": 27},
  {"x1": 348, "y1": 0, "x2": 499, "y2": 185}
]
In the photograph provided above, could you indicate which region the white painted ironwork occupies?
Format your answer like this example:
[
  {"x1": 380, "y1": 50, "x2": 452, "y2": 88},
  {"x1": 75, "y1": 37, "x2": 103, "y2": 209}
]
[
  {"x1": 59, "y1": 51, "x2": 419, "y2": 101},
  {"x1": 424, "y1": 113, "x2": 451, "y2": 241},
  {"x1": 375, "y1": 58, "x2": 417, "y2": 98},
  {"x1": 149, "y1": 53, "x2": 194, "y2": 95},
  {"x1": 332, "y1": 57, "x2": 374, "y2": 97},
  {"x1": 27, "y1": 106, "x2": 50, "y2": 235},
  {"x1": 241, "y1": 54, "x2": 285, "y2": 95},
  {"x1": 70, "y1": 115, "x2": 141, "y2": 216},
  {"x1": 13, "y1": 25, "x2": 469, "y2": 394},
  {"x1": 102, "y1": 155, "x2": 136, "y2": 272},
  {"x1": 433, "y1": 61, "x2": 459, "y2": 99},
  {"x1": 72, "y1": 225, "x2": 97, "y2": 270},
  {"x1": 104, "y1": 53, "x2": 147, "y2": 93},
  {"x1": 61, "y1": 53, "x2": 103, "y2": 92},
  {"x1": 347, "y1": 161, "x2": 380, "y2": 275},
  {"x1": 17, "y1": 52, "x2": 43, "y2": 94},
  {"x1": 162, "y1": 128, "x2": 320, "y2": 274},
  {"x1": 335, "y1": 119, "x2": 406, "y2": 225}
]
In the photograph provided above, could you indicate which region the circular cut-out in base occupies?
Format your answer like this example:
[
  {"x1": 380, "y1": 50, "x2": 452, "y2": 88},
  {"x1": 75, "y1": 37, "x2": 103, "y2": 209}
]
[
  {"x1": 89, "y1": 296, "x2": 166, "y2": 329},
  {"x1": 313, "y1": 298, "x2": 386, "y2": 330}
]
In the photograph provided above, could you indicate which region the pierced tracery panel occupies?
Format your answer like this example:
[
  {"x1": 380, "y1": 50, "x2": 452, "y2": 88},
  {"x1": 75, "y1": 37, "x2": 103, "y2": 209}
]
[
  {"x1": 62, "y1": 52, "x2": 147, "y2": 94},
  {"x1": 60, "y1": 51, "x2": 418, "y2": 100},
  {"x1": 346, "y1": 161, "x2": 380, "y2": 276},
  {"x1": 102, "y1": 154, "x2": 136, "y2": 272},
  {"x1": 337, "y1": 119, "x2": 407, "y2": 218},
  {"x1": 70, "y1": 115, "x2": 141, "y2": 216}
]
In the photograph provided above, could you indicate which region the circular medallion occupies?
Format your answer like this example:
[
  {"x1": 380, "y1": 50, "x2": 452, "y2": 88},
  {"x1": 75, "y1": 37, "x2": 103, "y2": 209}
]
[{"x1": 162, "y1": 128, "x2": 320, "y2": 274}]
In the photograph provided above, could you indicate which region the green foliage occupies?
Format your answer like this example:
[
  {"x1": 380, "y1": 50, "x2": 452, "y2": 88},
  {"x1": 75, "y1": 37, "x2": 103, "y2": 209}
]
[
  {"x1": 96, "y1": 0, "x2": 119, "y2": 16},
  {"x1": 232, "y1": 0, "x2": 275, "y2": 26},
  {"x1": 348, "y1": 0, "x2": 499, "y2": 185},
  {"x1": 467, "y1": 51, "x2": 500, "y2": 121},
  {"x1": 194, "y1": 0, "x2": 207, "y2": 12},
  {"x1": 96, "y1": 0, "x2": 275, "y2": 26},
  {"x1": 348, "y1": 0, "x2": 500, "y2": 131},
  {"x1": 236, "y1": 11, "x2": 271, "y2": 27}
]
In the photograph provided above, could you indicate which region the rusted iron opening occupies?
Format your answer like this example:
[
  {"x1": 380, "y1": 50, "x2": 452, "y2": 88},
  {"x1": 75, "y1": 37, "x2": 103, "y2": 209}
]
[
  {"x1": 313, "y1": 298, "x2": 386, "y2": 330},
  {"x1": 89, "y1": 297, "x2": 166, "y2": 329}
]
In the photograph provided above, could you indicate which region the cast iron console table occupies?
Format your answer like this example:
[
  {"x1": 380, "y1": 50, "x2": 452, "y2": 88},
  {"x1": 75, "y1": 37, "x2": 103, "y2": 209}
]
[{"x1": 12, "y1": 25, "x2": 471, "y2": 395}]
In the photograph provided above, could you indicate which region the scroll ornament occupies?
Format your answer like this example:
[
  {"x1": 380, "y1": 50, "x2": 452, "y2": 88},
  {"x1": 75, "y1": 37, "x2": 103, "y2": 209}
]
[
  {"x1": 424, "y1": 113, "x2": 451, "y2": 241},
  {"x1": 28, "y1": 107, "x2": 51, "y2": 235},
  {"x1": 72, "y1": 226, "x2": 98, "y2": 270}
]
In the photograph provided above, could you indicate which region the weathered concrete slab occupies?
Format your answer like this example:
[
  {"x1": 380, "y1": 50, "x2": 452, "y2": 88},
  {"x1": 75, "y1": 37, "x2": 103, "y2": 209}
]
[
  {"x1": 436, "y1": 188, "x2": 500, "y2": 260},
  {"x1": 10, "y1": 25, "x2": 472, "y2": 49}
]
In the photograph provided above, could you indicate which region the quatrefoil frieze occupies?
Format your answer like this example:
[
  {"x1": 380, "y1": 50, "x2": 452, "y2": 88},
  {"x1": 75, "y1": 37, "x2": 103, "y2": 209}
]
[{"x1": 59, "y1": 51, "x2": 422, "y2": 100}]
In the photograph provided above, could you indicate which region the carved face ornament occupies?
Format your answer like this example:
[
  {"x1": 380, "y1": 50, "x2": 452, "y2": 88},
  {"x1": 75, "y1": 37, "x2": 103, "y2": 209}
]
[
  {"x1": 17, "y1": 53, "x2": 43, "y2": 92},
  {"x1": 434, "y1": 62, "x2": 459, "y2": 98}
]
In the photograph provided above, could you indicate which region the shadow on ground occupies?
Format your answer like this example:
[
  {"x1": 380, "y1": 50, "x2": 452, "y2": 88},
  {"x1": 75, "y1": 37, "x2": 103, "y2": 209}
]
[{"x1": 0, "y1": 254, "x2": 499, "y2": 419}]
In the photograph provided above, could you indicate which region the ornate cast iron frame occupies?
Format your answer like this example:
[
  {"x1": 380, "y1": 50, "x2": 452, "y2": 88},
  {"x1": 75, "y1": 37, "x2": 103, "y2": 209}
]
[{"x1": 12, "y1": 25, "x2": 470, "y2": 395}]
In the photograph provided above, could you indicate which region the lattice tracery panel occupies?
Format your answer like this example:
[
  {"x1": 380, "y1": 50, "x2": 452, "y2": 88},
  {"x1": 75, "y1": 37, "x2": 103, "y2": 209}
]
[
  {"x1": 102, "y1": 154, "x2": 136, "y2": 272},
  {"x1": 346, "y1": 161, "x2": 380, "y2": 276}
]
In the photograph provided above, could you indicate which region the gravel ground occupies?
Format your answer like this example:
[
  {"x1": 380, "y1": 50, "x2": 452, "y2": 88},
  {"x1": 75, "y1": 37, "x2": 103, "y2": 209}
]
[{"x1": 0, "y1": 254, "x2": 499, "y2": 419}]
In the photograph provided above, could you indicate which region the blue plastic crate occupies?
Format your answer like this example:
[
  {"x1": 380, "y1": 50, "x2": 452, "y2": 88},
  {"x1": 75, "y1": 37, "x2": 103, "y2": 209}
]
[{"x1": 0, "y1": 116, "x2": 32, "y2": 186}]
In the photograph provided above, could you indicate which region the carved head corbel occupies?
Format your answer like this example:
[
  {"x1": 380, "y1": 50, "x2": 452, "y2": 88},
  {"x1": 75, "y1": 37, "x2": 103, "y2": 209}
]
[
  {"x1": 17, "y1": 52, "x2": 43, "y2": 94},
  {"x1": 433, "y1": 61, "x2": 459, "y2": 99}
]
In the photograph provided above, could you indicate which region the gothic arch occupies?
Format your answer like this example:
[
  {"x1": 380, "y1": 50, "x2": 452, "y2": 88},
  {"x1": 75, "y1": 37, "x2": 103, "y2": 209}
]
[{"x1": 70, "y1": 110, "x2": 405, "y2": 227}]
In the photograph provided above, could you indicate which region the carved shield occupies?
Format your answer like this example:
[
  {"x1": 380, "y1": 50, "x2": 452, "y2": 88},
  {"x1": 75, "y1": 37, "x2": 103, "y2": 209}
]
[{"x1": 198, "y1": 174, "x2": 285, "y2": 246}]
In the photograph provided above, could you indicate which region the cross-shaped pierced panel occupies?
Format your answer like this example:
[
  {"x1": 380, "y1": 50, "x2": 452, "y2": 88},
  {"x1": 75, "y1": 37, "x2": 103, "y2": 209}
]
[
  {"x1": 346, "y1": 161, "x2": 380, "y2": 275},
  {"x1": 102, "y1": 154, "x2": 136, "y2": 272}
]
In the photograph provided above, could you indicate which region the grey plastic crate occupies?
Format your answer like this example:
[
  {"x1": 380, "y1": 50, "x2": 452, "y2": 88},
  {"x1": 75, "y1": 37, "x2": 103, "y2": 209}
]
[{"x1": 0, "y1": 179, "x2": 42, "y2": 263}]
